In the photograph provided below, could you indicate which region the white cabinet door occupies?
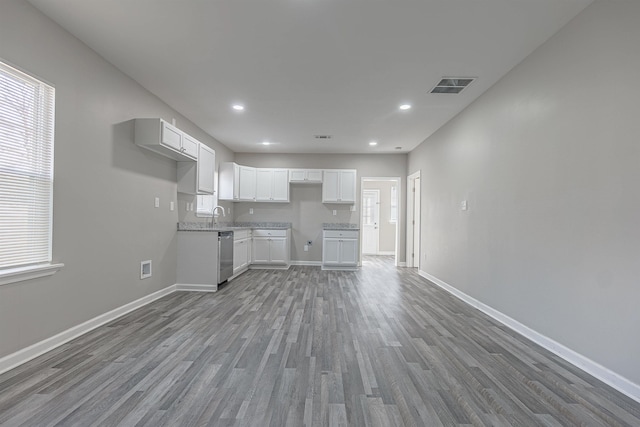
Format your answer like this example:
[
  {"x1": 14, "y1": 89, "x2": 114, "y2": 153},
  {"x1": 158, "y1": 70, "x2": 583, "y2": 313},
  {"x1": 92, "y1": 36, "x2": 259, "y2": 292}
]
[
  {"x1": 290, "y1": 169, "x2": 322, "y2": 183},
  {"x1": 255, "y1": 169, "x2": 273, "y2": 201},
  {"x1": 339, "y1": 170, "x2": 356, "y2": 203},
  {"x1": 271, "y1": 169, "x2": 289, "y2": 201},
  {"x1": 161, "y1": 121, "x2": 182, "y2": 151},
  {"x1": 322, "y1": 170, "x2": 340, "y2": 202},
  {"x1": 252, "y1": 237, "x2": 270, "y2": 263},
  {"x1": 306, "y1": 169, "x2": 323, "y2": 182},
  {"x1": 197, "y1": 144, "x2": 215, "y2": 194},
  {"x1": 340, "y1": 239, "x2": 358, "y2": 265},
  {"x1": 239, "y1": 166, "x2": 256, "y2": 201},
  {"x1": 323, "y1": 239, "x2": 341, "y2": 264},
  {"x1": 323, "y1": 170, "x2": 356, "y2": 203},
  {"x1": 269, "y1": 238, "x2": 288, "y2": 264},
  {"x1": 233, "y1": 238, "x2": 249, "y2": 274},
  {"x1": 256, "y1": 169, "x2": 289, "y2": 202},
  {"x1": 233, "y1": 239, "x2": 244, "y2": 272},
  {"x1": 289, "y1": 169, "x2": 306, "y2": 182},
  {"x1": 182, "y1": 133, "x2": 199, "y2": 159}
]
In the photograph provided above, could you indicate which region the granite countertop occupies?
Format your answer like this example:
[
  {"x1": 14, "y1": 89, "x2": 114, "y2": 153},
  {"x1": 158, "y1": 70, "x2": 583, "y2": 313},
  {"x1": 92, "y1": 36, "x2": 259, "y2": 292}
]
[
  {"x1": 177, "y1": 222, "x2": 291, "y2": 231},
  {"x1": 322, "y1": 223, "x2": 360, "y2": 231}
]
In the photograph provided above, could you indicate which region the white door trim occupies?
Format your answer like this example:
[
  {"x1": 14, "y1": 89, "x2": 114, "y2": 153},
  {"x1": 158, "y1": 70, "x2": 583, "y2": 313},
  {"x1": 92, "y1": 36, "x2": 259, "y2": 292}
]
[
  {"x1": 360, "y1": 177, "x2": 402, "y2": 266},
  {"x1": 406, "y1": 171, "x2": 421, "y2": 268}
]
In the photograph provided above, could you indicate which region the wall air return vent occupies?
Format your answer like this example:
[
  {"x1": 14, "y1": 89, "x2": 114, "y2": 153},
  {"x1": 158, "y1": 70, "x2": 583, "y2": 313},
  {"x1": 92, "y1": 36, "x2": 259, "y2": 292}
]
[{"x1": 431, "y1": 77, "x2": 475, "y2": 94}]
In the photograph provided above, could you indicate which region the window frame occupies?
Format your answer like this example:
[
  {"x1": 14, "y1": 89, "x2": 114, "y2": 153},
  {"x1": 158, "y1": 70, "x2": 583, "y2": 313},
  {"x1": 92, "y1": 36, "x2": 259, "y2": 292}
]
[{"x1": 0, "y1": 59, "x2": 63, "y2": 286}]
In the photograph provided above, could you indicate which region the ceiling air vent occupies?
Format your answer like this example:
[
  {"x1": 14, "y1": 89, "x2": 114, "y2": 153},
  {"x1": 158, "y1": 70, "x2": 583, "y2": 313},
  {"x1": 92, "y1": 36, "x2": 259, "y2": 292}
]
[
  {"x1": 430, "y1": 77, "x2": 475, "y2": 94},
  {"x1": 314, "y1": 135, "x2": 332, "y2": 140}
]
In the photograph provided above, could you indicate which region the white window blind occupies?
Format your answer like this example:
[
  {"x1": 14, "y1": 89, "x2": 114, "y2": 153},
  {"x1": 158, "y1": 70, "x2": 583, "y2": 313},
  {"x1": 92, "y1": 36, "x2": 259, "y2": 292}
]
[{"x1": 0, "y1": 61, "x2": 55, "y2": 270}]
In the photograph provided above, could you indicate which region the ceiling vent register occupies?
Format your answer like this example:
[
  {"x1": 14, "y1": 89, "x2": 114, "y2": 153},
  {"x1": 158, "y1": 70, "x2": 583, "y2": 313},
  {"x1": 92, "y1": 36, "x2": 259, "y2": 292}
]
[{"x1": 431, "y1": 77, "x2": 475, "y2": 94}]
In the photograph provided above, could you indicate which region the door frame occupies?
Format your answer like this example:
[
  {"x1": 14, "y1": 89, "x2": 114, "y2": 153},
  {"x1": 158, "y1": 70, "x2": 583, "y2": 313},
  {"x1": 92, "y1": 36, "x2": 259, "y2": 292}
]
[
  {"x1": 406, "y1": 171, "x2": 421, "y2": 268},
  {"x1": 360, "y1": 177, "x2": 402, "y2": 266},
  {"x1": 362, "y1": 189, "x2": 380, "y2": 255}
]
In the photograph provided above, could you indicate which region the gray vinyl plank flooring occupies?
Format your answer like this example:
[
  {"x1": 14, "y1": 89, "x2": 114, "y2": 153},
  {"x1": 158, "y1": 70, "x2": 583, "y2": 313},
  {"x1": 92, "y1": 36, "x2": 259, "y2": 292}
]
[{"x1": 1, "y1": 256, "x2": 639, "y2": 426}]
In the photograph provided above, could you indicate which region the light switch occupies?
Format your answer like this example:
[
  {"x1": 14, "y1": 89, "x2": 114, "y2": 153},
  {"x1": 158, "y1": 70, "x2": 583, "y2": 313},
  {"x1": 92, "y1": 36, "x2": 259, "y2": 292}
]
[
  {"x1": 461, "y1": 200, "x2": 468, "y2": 211},
  {"x1": 333, "y1": 210, "x2": 337, "y2": 216},
  {"x1": 170, "y1": 201, "x2": 175, "y2": 211},
  {"x1": 249, "y1": 208, "x2": 254, "y2": 215},
  {"x1": 154, "y1": 197, "x2": 160, "y2": 208}
]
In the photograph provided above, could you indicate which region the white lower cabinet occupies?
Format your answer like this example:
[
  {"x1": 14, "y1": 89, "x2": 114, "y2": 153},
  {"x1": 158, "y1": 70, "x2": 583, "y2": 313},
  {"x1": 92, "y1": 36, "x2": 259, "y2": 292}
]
[
  {"x1": 232, "y1": 229, "x2": 251, "y2": 276},
  {"x1": 322, "y1": 230, "x2": 359, "y2": 270},
  {"x1": 251, "y1": 229, "x2": 290, "y2": 266}
]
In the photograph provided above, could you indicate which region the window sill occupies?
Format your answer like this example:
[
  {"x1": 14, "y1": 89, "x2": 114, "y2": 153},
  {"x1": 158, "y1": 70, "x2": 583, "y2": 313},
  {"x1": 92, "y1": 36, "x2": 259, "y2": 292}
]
[{"x1": 0, "y1": 263, "x2": 64, "y2": 286}]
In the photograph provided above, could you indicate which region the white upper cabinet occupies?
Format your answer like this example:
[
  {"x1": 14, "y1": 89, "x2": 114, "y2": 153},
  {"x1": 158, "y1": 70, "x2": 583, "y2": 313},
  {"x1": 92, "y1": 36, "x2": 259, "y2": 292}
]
[
  {"x1": 256, "y1": 169, "x2": 289, "y2": 202},
  {"x1": 219, "y1": 162, "x2": 257, "y2": 201},
  {"x1": 134, "y1": 118, "x2": 198, "y2": 162},
  {"x1": 238, "y1": 166, "x2": 257, "y2": 201},
  {"x1": 196, "y1": 144, "x2": 216, "y2": 194},
  {"x1": 177, "y1": 144, "x2": 216, "y2": 195},
  {"x1": 289, "y1": 169, "x2": 323, "y2": 183},
  {"x1": 322, "y1": 169, "x2": 356, "y2": 203}
]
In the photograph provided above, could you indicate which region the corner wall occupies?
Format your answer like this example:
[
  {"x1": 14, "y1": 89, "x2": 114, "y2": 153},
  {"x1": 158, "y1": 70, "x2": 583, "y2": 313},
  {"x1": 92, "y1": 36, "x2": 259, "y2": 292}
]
[
  {"x1": 408, "y1": 0, "x2": 640, "y2": 387},
  {"x1": 0, "y1": 0, "x2": 233, "y2": 360}
]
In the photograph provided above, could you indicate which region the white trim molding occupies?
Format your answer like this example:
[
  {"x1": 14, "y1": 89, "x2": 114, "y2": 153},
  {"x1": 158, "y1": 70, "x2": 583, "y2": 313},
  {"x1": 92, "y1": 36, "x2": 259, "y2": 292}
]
[
  {"x1": 0, "y1": 284, "x2": 176, "y2": 375},
  {"x1": 176, "y1": 283, "x2": 217, "y2": 292},
  {"x1": 290, "y1": 260, "x2": 323, "y2": 267},
  {"x1": 0, "y1": 263, "x2": 64, "y2": 286},
  {"x1": 418, "y1": 270, "x2": 640, "y2": 403}
]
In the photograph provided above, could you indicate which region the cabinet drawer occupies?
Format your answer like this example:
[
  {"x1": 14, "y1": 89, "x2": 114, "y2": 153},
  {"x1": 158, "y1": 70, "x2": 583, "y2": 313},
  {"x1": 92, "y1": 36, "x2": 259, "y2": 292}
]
[
  {"x1": 323, "y1": 230, "x2": 358, "y2": 239},
  {"x1": 253, "y1": 229, "x2": 287, "y2": 237},
  {"x1": 233, "y1": 229, "x2": 251, "y2": 240}
]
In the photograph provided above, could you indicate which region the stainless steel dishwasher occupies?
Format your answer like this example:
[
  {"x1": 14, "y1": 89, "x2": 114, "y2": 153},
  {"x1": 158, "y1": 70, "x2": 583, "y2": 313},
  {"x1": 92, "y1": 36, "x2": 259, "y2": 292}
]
[{"x1": 218, "y1": 231, "x2": 234, "y2": 284}]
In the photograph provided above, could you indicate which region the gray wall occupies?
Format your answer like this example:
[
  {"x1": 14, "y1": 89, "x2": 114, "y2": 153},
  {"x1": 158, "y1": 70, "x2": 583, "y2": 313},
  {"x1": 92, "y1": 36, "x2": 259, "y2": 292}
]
[
  {"x1": 0, "y1": 0, "x2": 233, "y2": 359},
  {"x1": 234, "y1": 154, "x2": 407, "y2": 263},
  {"x1": 363, "y1": 180, "x2": 397, "y2": 253},
  {"x1": 408, "y1": 0, "x2": 640, "y2": 385}
]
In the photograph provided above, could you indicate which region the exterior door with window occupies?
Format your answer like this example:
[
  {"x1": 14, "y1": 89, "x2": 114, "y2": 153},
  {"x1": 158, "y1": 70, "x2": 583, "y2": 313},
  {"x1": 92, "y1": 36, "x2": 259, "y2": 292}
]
[{"x1": 362, "y1": 190, "x2": 380, "y2": 254}]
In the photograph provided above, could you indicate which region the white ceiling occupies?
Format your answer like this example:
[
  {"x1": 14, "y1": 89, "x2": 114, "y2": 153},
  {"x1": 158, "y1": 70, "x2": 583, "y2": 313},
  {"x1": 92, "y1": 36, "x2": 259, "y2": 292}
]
[{"x1": 28, "y1": 0, "x2": 592, "y2": 154}]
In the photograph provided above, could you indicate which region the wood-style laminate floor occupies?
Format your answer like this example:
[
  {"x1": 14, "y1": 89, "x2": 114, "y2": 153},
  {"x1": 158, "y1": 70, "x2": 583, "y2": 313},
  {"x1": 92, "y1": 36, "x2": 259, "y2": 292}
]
[{"x1": 1, "y1": 256, "x2": 639, "y2": 426}]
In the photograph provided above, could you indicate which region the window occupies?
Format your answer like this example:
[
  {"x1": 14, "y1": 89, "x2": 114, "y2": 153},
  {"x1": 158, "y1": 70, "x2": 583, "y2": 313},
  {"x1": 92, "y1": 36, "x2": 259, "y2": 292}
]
[
  {"x1": 390, "y1": 185, "x2": 398, "y2": 223},
  {"x1": 0, "y1": 60, "x2": 61, "y2": 284}
]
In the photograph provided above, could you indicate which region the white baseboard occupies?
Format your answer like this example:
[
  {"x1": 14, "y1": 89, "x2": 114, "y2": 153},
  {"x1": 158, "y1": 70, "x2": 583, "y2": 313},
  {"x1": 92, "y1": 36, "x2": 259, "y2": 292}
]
[
  {"x1": 176, "y1": 283, "x2": 217, "y2": 292},
  {"x1": 377, "y1": 251, "x2": 396, "y2": 256},
  {"x1": 397, "y1": 262, "x2": 407, "y2": 267},
  {"x1": 290, "y1": 260, "x2": 322, "y2": 266},
  {"x1": 0, "y1": 285, "x2": 176, "y2": 375},
  {"x1": 418, "y1": 270, "x2": 640, "y2": 403}
]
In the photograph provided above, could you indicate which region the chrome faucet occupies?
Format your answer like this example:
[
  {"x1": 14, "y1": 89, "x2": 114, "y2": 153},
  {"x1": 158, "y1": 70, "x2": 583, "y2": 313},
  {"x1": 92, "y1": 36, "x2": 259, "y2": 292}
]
[{"x1": 211, "y1": 206, "x2": 226, "y2": 227}]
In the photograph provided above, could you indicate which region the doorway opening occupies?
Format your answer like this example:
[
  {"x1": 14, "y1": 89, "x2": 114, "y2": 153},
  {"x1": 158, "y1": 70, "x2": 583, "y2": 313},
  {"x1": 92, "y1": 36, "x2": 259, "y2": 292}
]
[{"x1": 360, "y1": 177, "x2": 401, "y2": 266}]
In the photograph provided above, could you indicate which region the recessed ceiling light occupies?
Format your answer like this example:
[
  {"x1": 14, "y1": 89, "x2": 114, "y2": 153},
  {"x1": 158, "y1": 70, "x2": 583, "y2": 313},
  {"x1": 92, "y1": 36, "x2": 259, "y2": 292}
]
[
  {"x1": 399, "y1": 104, "x2": 412, "y2": 111},
  {"x1": 369, "y1": 141, "x2": 378, "y2": 146},
  {"x1": 232, "y1": 104, "x2": 245, "y2": 111},
  {"x1": 261, "y1": 141, "x2": 271, "y2": 146}
]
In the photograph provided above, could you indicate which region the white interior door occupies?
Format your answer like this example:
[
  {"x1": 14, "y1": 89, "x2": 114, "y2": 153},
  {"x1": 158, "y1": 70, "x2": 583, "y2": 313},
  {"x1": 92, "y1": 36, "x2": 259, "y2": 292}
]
[{"x1": 362, "y1": 189, "x2": 380, "y2": 255}]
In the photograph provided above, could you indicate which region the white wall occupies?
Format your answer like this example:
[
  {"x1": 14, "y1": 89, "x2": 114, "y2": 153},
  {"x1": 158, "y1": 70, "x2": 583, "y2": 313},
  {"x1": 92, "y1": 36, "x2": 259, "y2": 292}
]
[
  {"x1": 408, "y1": 0, "x2": 640, "y2": 386},
  {"x1": 0, "y1": 0, "x2": 233, "y2": 359},
  {"x1": 233, "y1": 153, "x2": 407, "y2": 263}
]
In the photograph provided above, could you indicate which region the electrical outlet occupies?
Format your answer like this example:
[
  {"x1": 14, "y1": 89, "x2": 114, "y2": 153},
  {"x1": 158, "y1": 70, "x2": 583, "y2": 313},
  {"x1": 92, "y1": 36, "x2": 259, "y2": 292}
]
[
  {"x1": 333, "y1": 210, "x2": 337, "y2": 216},
  {"x1": 154, "y1": 197, "x2": 160, "y2": 208},
  {"x1": 304, "y1": 245, "x2": 309, "y2": 252},
  {"x1": 461, "y1": 200, "x2": 468, "y2": 211},
  {"x1": 249, "y1": 208, "x2": 254, "y2": 215}
]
